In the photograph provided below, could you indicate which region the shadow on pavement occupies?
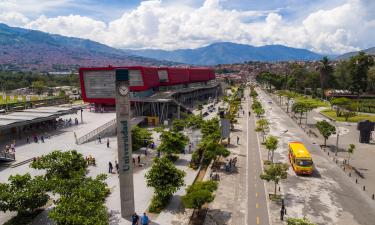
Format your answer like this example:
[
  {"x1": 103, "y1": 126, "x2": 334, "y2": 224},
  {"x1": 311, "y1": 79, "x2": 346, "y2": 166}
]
[{"x1": 204, "y1": 209, "x2": 232, "y2": 225}]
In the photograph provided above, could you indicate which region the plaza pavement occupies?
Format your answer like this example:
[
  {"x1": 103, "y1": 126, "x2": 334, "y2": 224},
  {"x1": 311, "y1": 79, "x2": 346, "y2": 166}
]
[
  {"x1": 0, "y1": 109, "x2": 201, "y2": 225},
  {"x1": 258, "y1": 89, "x2": 375, "y2": 225}
]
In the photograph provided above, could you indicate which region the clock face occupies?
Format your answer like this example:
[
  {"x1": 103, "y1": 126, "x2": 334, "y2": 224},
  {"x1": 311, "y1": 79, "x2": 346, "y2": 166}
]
[{"x1": 118, "y1": 85, "x2": 129, "y2": 96}]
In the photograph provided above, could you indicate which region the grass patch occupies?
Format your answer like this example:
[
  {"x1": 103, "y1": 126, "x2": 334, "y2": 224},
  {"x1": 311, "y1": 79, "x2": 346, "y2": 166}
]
[
  {"x1": 295, "y1": 96, "x2": 330, "y2": 108},
  {"x1": 4, "y1": 210, "x2": 43, "y2": 225},
  {"x1": 321, "y1": 109, "x2": 375, "y2": 122},
  {"x1": 269, "y1": 194, "x2": 282, "y2": 202}
]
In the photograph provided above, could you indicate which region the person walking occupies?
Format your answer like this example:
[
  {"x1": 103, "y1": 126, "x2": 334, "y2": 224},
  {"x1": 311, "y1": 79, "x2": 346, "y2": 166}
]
[
  {"x1": 98, "y1": 135, "x2": 102, "y2": 144},
  {"x1": 108, "y1": 161, "x2": 113, "y2": 173},
  {"x1": 41, "y1": 136, "x2": 44, "y2": 143},
  {"x1": 131, "y1": 213, "x2": 139, "y2": 225},
  {"x1": 133, "y1": 157, "x2": 136, "y2": 166},
  {"x1": 26, "y1": 137, "x2": 30, "y2": 144},
  {"x1": 107, "y1": 139, "x2": 110, "y2": 148},
  {"x1": 115, "y1": 160, "x2": 119, "y2": 173},
  {"x1": 237, "y1": 136, "x2": 239, "y2": 145},
  {"x1": 137, "y1": 155, "x2": 141, "y2": 166},
  {"x1": 280, "y1": 204, "x2": 287, "y2": 221},
  {"x1": 140, "y1": 212, "x2": 150, "y2": 225}
]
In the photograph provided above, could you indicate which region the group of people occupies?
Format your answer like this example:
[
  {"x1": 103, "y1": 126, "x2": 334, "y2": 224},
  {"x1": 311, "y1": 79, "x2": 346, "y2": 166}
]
[
  {"x1": 57, "y1": 117, "x2": 79, "y2": 128},
  {"x1": 225, "y1": 157, "x2": 237, "y2": 172},
  {"x1": 131, "y1": 212, "x2": 150, "y2": 225},
  {"x1": 108, "y1": 160, "x2": 119, "y2": 173},
  {"x1": 85, "y1": 155, "x2": 96, "y2": 166},
  {"x1": 3, "y1": 140, "x2": 16, "y2": 154},
  {"x1": 27, "y1": 134, "x2": 48, "y2": 144}
]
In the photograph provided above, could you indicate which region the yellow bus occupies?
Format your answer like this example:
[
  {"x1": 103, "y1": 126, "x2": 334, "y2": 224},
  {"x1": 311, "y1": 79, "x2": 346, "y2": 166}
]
[{"x1": 288, "y1": 142, "x2": 314, "y2": 175}]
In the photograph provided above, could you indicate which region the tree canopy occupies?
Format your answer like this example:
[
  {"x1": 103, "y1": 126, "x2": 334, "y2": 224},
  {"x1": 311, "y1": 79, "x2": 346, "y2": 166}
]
[
  {"x1": 131, "y1": 126, "x2": 153, "y2": 151},
  {"x1": 260, "y1": 163, "x2": 288, "y2": 195},
  {"x1": 0, "y1": 173, "x2": 49, "y2": 214},
  {"x1": 316, "y1": 120, "x2": 336, "y2": 146},
  {"x1": 145, "y1": 157, "x2": 185, "y2": 200},
  {"x1": 182, "y1": 181, "x2": 218, "y2": 210},
  {"x1": 157, "y1": 130, "x2": 188, "y2": 156}
]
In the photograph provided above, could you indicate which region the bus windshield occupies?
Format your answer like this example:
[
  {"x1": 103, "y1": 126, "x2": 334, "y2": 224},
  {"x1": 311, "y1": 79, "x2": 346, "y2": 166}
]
[{"x1": 296, "y1": 159, "x2": 313, "y2": 167}]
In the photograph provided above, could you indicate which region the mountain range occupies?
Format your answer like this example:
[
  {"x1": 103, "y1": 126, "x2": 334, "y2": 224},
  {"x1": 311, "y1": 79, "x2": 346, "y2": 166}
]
[
  {"x1": 0, "y1": 23, "x2": 171, "y2": 72},
  {"x1": 336, "y1": 47, "x2": 375, "y2": 60},
  {"x1": 0, "y1": 23, "x2": 373, "y2": 71},
  {"x1": 126, "y1": 42, "x2": 325, "y2": 65}
]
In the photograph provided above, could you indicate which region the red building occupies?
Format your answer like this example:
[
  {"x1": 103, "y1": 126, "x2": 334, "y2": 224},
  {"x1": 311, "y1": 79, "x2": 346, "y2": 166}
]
[{"x1": 79, "y1": 66, "x2": 215, "y2": 105}]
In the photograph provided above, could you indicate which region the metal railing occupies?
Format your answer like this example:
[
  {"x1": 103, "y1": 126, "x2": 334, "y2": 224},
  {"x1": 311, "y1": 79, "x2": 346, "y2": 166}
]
[
  {"x1": 76, "y1": 118, "x2": 116, "y2": 145},
  {"x1": 0, "y1": 151, "x2": 16, "y2": 161}
]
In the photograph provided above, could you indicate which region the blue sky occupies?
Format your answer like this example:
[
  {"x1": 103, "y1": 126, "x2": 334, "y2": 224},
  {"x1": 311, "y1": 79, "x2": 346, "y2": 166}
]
[
  {"x1": 39, "y1": 0, "x2": 345, "y2": 22},
  {"x1": 0, "y1": 0, "x2": 374, "y2": 53}
]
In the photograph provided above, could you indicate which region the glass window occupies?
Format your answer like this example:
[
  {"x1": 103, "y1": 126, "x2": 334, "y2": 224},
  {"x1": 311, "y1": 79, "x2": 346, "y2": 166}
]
[
  {"x1": 296, "y1": 159, "x2": 312, "y2": 166},
  {"x1": 158, "y1": 70, "x2": 168, "y2": 82},
  {"x1": 129, "y1": 70, "x2": 144, "y2": 86}
]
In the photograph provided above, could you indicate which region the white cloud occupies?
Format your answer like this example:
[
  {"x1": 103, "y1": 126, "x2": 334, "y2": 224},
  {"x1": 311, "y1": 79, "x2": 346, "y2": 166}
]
[
  {"x1": 0, "y1": 12, "x2": 29, "y2": 26},
  {"x1": 1, "y1": 0, "x2": 374, "y2": 54}
]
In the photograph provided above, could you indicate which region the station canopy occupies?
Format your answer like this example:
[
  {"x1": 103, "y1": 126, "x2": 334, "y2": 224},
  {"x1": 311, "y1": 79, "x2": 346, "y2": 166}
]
[{"x1": 0, "y1": 106, "x2": 81, "y2": 130}]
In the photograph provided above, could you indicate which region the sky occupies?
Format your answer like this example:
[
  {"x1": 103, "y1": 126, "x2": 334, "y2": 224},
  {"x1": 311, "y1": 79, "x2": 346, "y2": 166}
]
[{"x1": 0, "y1": 0, "x2": 374, "y2": 54}]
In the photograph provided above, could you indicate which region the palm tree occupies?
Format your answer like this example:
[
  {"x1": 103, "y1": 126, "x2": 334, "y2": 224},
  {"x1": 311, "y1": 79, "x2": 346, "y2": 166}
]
[{"x1": 318, "y1": 56, "x2": 333, "y2": 98}]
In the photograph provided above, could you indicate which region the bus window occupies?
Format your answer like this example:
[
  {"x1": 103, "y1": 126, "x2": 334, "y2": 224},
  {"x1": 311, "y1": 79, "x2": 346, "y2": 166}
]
[{"x1": 296, "y1": 159, "x2": 312, "y2": 166}]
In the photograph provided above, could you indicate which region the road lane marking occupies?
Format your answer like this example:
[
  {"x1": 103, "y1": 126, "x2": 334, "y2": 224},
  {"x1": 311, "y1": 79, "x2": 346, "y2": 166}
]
[
  {"x1": 256, "y1": 216, "x2": 260, "y2": 224},
  {"x1": 256, "y1": 192, "x2": 258, "y2": 197},
  {"x1": 256, "y1": 203, "x2": 259, "y2": 208}
]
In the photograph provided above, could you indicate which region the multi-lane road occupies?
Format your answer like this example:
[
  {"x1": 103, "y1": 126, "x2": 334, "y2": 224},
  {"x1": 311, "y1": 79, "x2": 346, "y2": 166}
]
[{"x1": 254, "y1": 88, "x2": 375, "y2": 225}]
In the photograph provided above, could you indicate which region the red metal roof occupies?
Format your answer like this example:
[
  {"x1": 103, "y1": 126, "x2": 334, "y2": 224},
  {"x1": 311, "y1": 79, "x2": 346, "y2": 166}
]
[{"x1": 158, "y1": 67, "x2": 189, "y2": 85}]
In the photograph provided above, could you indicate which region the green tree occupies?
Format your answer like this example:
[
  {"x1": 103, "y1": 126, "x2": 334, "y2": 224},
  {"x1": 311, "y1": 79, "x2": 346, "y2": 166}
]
[
  {"x1": 58, "y1": 90, "x2": 66, "y2": 97},
  {"x1": 342, "y1": 102, "x2": 358, "y2": 121},
  {"x1": 182, "y1": 181, "x2": 218, "y2": 217},
  {"x1": 265, "y1": 135, "x2": 278, "y2": 163},
  {"x1": 260, "y1": 163, "x2": 288, "y2": 196},
  {"x1": 331, "y1": 97, "x2": 351, "y2": 117},
  {"x1": 48, "y1": 175, "x2": 110, "y2": 225},
  {"x1": 145, "y1": 157, "x2": 185, "y2": 211},
  {"x1": 0, "y1": 173, "x2": 49, "y2": 214},
  {"x1": 185, "y1": 114, "x2": 204, "y2": 129},
  {"x1": 201, "y1": 118, "x2": 221, "y2": 141},
  {"x1": 348, "y1": 52, "x2": 374, "y2": 94},
  {"x1": 157, "y1": 130, "x2": 188, "y2": 157},
  {"x1": 30, "y1": 150, "x2": 110, "y2": 224},
  {"x1": 292, "y1": 102, "x2": 310, "y2": 125},
  {"x1": 318, "y1": 57, "x2": 334, "y2": 92},
  {"x1": 347, "y1": 144, "x2": 355, "y2": 166},
  {"x1": 172, "y1": 119, "x2": 186, "y2": 132},
  {"x1": 200, "y1": 139, "x2": 230, "y2": 165},
  {"x1": 132, "y1": 126, "x2": 152, "y2": 151},
  {"x1": 254, "y1": 107, "x2": 265, "y2": 118},
  {"x1": 31, "y1": 80, "x2": 46, "y2": 95},
  {"x1": 255, "y1": 119, "x2": 269, "y2": 142},
  {"x1": 315, "y1": 120, "x2": 336, "y2": 147},
  {"x1": 287, "y1": 217, "x2": 316, "y2": 225}
]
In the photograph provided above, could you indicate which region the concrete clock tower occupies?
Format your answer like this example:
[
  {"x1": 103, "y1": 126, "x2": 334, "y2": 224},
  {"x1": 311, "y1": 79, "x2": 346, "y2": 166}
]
[{"x1": 115, "y1": 69, "x2": 135, "y2": 218}]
